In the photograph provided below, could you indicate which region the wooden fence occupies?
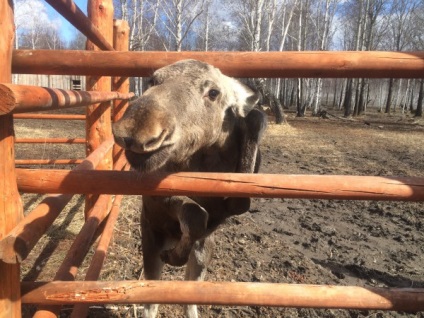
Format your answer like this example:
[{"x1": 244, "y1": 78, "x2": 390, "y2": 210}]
[{"x1": 0, "y1": 0, "x2": 424, "y2": 317}]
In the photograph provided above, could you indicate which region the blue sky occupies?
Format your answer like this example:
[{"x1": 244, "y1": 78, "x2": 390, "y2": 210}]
[{"x1": 45, "y1": 0, "x2": 87, "y2": 43}]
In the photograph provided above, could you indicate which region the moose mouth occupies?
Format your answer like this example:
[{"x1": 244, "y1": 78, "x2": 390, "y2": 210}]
[{"x1": 124, "y1": 145, "x2": 173, "y2": 173}]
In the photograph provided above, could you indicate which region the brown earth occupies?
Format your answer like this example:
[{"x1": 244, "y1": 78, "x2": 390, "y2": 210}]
[{"x1": 15, "y1": 110, "x2": 424, "y2": 317}]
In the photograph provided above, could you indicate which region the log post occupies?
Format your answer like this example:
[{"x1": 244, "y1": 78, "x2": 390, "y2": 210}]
[
  {"x1": 112, "y1": 19, "x2": 130, "y2": 164},
  {"x1": 85, "y1": 0, "x2": 114, "y2": 217},
  {"x1": 0, "y1": 1, "x2": 23, "y2": 317}
]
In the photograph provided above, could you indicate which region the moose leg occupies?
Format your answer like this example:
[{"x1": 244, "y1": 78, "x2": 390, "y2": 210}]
[
  {"x1": 184, "y1": 235, "x2": 215, "y2": 318},
  {"x1": 160, "y1": 197, "x2": 209, "y2": 267},
  {"x1": 141, "y1": 213, "x2": 166, "y2": 318}
]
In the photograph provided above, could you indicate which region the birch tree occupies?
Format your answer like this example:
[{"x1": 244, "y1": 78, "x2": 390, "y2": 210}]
[
  {"x1": 312, "y1": 0, "x2": 340, "y2": 115},
  {"x1": 158, "y1": 0, "x2": 205, "y2": 51},
  {"x1": 384, "y1": 0, "x2": 417, "y2": 113}
]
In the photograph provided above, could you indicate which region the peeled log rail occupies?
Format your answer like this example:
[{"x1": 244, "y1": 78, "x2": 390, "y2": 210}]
[
  {"x1": 15, "y1": 170, "x2": 424, "y2": 202},
  {"x1": 20, "y1": 280, "x2": 424, "y2": 311},
  {"x1": 0, "y1": 138, "x2": 114, "y2": 264},
  {"x1": 15, "y1": 159, "x2": 84, "y2": 165},
  {"x1": 0, "y1": 83, "x2": 134, "y2": 115},
  {"x1": 12, "y1": 50, "x2": 424, "y2": 78},
  {"x1": 44, "y1": 0, "x2": 114, "y2": 51},
  {"x1": 15, "y1": 138, "x2": 86, "y2": 144},
  {"x1": 14, "y1": 114, "x2": 86, "y2": 120}
]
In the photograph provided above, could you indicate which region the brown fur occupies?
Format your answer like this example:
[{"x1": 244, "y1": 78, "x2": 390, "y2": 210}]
[{"x1": 113, "y1": 60, "x2": 267, "y2": 318}]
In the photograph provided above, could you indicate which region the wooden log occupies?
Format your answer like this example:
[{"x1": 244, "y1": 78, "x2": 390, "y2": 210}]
[
  {"x1": 0, "y1": 1, "x2": 23, "y2": 316},
  {"x1": 112, "y1": 20, "x2": 130, "y2": 161},
  {"x1": 0, "y1": 83, "x2": 134, "y2": 115},
  {"x1": 85, "y1": 0, "x2": 114, "y2": 217},
  {"x1": 33, "y1": 166, "x2": 121, "y2": 317},
  {"x1": 44, "y1": 0, "x2": 114, "y2": 51},
  {"x1": 15, "y1": 159, "x2": 83, "y2": 165},
  {"x1": 12, "y1": 50, "x2": 424, "y2": 78},
  {"x1": 0, "y1": 138, "x2": 114, "y2": 264},
  {"x1": 33, "y1": 193, "x2": 112, "y2": 318},
  {"x1": 21, "y1": 280, "x2": 424, "y2": 311},
  {"x1": 71, "y1": 179, "x2": 127, "y2": 318},
  {"x1": 15, "y1": 138, "x2": 86, "y2": 144},
  {"x1": 15, "y1": 170, "x2": 424, "y2": 202},
  {"x1": 14, "y1": 114, "x2": 86, "y2": 120}
]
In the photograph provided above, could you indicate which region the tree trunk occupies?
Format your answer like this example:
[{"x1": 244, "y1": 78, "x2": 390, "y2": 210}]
[
  {"x1": 385, "y1": 78, "x2": 394, "y2": 114},
  {"x1": 409, "y1": 80, "x2": 415, "y2": 114},
  {"x1": 297, "y1": 78, "x2": 305, "y2": 117},
  {"x1": 343, "y1": 79, "x2": 353, "y2": 117},
  {"x1": 416, "y1": 79, "x2": 423, "y2": 117}
]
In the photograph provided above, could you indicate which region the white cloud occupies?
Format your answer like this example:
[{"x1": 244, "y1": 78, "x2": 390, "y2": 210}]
[{"x1": 14, "y1": 0, "x2": 61, "y2": 32}]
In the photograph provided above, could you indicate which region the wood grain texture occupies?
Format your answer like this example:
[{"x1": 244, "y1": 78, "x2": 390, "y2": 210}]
[
  {"x1": 0, "y1": 1, "x2": 22, "y2": 317},
  {"x1": 0, "y1": 83, "x2": 133, "y2": 115},
  {"x1": 84, "y1": 0, "x2": 114, "y2": 217},
  {"x1": 15, "y1": 169, "x2": 424, "y2": 201},
  {"x1": 12, "y1": 50, "x2": 424, "y2": 78},
  {"x1": 21, "y1": 280, "x2": 424, "y2": 311}
]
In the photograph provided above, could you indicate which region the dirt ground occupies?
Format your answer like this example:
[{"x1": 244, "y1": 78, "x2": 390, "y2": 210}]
[{"x1": 15, "y1": 109, "x2": 424, "y2": 318}]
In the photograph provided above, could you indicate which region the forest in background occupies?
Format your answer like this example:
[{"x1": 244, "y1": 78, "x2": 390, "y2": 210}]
[{"x1": 14, "y1": 0, "x2": 424, "y2": 118}]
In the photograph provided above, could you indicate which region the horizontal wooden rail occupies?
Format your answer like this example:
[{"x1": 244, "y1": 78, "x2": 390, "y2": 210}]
[
  {"x1": 15, "y1": 138, "x2": 85, "y2": 144},
  {"x1": 20, "y1": 281, "x2": 424, "y2": 311},
  {"x1": 12, "y1": 50, "x2": 424, "y2": 78},
  {"x1": 0, "y1": 138, "x2": 115, "y2": 264},
  {"x1": 15, "y1": 170, "x2": 424, "y2": 201},
  {"x1": 0, "y1": 83, "x2": 134, "y2": 115},
  {"x1": 44, "y1": 0, "x2": 114, "y2": 51},
  {"x1": 15, "y1": 159, "x2": 83, "y2": 165},
  {"x1": 14, "y1": 114, "x2": 86, "y2": 120}
]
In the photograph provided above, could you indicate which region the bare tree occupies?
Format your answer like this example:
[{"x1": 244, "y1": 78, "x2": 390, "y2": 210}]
[
  {"x1": 15, "y1": 0, "x2": 63, "y2": 49},
  {"x1": 157, "y1": 0, "x2": 205, "y2": 51},
  {"x1": 312, "y1": 0, "x2": 340, "y2": 115},
  {"x1": 384, "y1": 0, "x2": 418, "y2": 113}
]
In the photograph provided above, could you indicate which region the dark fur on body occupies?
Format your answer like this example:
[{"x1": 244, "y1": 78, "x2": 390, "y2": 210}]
[{"x1": 113, "y1": 60, "x2": 267, "y2": 318}]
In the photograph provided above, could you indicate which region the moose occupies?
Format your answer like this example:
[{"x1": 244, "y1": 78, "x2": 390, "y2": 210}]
[{"x1": 113, "y1": 59, "x2": 267, "y2": 318}]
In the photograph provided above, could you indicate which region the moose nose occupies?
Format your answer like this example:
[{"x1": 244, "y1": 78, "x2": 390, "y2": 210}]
[{"x1": 114, "y1": 135, "x2": 134, "y2": 150}]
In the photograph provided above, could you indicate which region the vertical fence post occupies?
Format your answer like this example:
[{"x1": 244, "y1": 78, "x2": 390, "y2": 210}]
[
  {"x1": 85, "y1": 0, "x2": 114, "y2": 217},
  {"x1": 112, "y1": 19, "x2": 130, "y2": 165},
  {"x1": 0, "y1": 1, "x2": 23, "y2": 317}
]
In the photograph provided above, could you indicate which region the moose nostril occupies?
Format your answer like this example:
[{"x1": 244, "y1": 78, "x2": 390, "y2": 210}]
[{"x1": 123, "y1": 137, "x2": 134, "y2": 149}]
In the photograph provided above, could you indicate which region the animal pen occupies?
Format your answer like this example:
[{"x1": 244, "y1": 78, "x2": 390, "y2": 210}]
[{"x1": 1, "y1": 0, "x2": 424, "y2": 317}]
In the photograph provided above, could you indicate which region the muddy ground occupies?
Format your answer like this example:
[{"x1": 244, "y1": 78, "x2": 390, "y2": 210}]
[{"x1": 15, "y1": 109, "x2": 424, "y2": 318}]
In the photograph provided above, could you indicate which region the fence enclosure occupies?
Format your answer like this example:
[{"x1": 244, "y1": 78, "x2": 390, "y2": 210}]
[{"x1": 0, "y1": 1, "x2": 424, "y2": 317}]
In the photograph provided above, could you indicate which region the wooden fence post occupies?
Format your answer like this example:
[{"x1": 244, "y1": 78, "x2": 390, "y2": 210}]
[
  {"x1": 0, "y1": 1, "x2": 23, "y2": 317},
  {"x1": 112, "y1": 19, "x2": 130, "y2": 164},
  {"x1": 85, "y1": 0, "x2": 114, "y2": 217}
]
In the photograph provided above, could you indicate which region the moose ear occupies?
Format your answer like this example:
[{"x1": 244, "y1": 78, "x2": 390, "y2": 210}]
[{"x1": 230, "y1": 79, "x2": 259, "y2": 117}]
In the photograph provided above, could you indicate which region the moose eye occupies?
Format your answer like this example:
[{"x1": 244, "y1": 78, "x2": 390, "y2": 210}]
[{"x1": 208, "y1": 89, "x2": 220, "y2": 101}]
